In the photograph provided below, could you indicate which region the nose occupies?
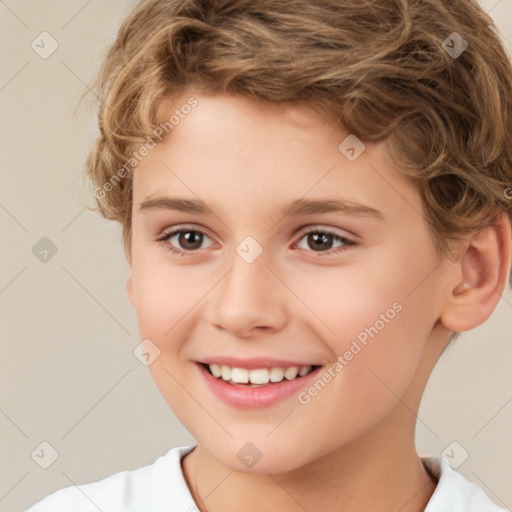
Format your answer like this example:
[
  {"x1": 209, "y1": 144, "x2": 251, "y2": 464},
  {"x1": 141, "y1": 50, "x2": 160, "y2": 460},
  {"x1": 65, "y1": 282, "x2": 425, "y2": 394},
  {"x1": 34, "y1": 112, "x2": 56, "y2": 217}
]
[{"x1": 206, "y1": 248, "x2": 290, "y2": 339}]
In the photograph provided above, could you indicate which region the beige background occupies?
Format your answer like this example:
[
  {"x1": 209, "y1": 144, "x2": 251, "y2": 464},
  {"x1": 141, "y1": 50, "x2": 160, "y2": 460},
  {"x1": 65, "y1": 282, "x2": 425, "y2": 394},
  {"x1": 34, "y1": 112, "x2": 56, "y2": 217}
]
[{"x1": 1, "y1": 1, "x2": 511, "y2": 511}]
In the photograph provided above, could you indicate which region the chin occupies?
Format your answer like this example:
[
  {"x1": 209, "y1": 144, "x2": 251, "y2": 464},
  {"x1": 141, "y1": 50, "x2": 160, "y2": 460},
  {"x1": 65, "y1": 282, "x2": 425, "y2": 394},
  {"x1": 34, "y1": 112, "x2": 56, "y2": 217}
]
[{"x1": 203, "y1": 439, "x2": 315, "y2": 475}]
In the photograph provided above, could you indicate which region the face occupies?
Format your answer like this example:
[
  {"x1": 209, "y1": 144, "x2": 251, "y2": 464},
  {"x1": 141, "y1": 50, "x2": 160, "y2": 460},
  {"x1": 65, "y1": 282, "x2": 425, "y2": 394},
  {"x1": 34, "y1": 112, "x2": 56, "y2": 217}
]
[{"x1": 127, "y1": 90, "x2": 449, "y2": 474}]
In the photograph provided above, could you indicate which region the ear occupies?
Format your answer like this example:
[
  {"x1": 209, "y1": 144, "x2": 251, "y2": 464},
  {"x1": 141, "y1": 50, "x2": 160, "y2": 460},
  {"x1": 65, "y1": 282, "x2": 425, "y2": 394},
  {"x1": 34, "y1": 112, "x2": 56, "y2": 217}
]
[{"x1": 440, "y1": 213, "x2": 512, "y2": 333}]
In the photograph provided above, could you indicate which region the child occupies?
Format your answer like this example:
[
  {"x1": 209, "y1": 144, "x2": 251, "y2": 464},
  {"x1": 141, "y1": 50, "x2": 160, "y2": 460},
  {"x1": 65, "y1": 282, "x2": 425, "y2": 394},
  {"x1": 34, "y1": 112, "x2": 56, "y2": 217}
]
[{"x1": 25, "y1": 0, "x2": 512, "y2": 510}]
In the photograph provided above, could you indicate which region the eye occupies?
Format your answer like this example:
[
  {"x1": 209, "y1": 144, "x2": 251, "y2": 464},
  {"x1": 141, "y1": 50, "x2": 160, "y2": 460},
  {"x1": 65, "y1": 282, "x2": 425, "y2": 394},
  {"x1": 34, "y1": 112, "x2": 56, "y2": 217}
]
[
  {"x1": 294, "y1": 227, "x2": 356, "y2": 255},
  {"x1": 156, "y1": 225, "x2": 357, "y2": 257},
  {"x1": 157, "y1": 226, "x2": 215, "y2": 256}
]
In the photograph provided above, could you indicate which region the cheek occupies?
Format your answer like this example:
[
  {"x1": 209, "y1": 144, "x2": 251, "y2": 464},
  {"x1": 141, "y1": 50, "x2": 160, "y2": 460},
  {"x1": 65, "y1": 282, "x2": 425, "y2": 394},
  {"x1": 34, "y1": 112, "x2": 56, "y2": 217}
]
[
  {"x1": 291, "y1": 250, "x2": 435, "y2": 421},
  {"x1": 130, "y1": 251, "x2": 205, "y2": 339},
  {"x1": 130, "y1": 260, "x2": 202, "y2": 416},
  {"x1": 129, "y1": 253, "x2": 212, "y2": 404}
]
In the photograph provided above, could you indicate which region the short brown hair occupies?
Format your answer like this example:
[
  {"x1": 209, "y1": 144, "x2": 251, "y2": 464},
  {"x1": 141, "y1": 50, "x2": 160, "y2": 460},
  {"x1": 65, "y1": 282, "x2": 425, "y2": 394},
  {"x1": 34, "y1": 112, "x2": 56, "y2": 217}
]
[{"x1": 84, "y1": 0, "x2": 512, "y2": 290}]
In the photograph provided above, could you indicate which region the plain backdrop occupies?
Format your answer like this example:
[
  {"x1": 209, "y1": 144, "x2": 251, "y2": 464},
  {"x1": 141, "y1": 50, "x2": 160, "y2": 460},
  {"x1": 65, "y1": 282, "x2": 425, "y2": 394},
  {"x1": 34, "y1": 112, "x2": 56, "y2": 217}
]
[{"x1": 1, "y1": 1, "x2": 511, "y2": 511}]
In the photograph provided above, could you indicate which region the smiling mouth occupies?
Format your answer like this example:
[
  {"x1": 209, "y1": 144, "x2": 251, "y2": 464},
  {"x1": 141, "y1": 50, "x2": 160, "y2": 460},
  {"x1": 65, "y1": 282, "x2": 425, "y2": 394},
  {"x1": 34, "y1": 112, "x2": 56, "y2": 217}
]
[{"x1": 200, "y1": 362, "x2": 321, "y2": 387}]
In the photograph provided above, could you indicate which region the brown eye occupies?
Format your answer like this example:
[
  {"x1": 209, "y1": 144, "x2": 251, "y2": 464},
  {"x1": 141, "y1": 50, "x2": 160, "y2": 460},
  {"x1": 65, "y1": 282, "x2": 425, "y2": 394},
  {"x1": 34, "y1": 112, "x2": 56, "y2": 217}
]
[
  {"x1": 306, "y1": 232, "x2": 335, "y2": 251},
  {"x1": 295, "y1": 228, "x2": 356, "y2": 255},
  {"x1": 157, "y1": 227, "x2": 214, "y2": 255},
  {"x1": 175, "y1": 230, "x2": 204, "y2": 250}
]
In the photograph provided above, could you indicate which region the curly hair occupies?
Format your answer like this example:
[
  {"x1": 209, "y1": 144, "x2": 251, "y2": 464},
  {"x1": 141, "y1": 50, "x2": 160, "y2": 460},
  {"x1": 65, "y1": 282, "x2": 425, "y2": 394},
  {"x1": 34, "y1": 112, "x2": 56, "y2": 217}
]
[{"x1": 84, "y1": 0, "x2": 512, "y2": 291}]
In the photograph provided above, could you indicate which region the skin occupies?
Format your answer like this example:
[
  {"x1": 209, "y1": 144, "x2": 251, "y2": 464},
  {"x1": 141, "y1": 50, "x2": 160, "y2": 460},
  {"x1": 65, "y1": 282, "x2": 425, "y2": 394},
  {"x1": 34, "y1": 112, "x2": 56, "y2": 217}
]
[{"x1": 126, "y1": 89, "x2": 512, "y2": 512}]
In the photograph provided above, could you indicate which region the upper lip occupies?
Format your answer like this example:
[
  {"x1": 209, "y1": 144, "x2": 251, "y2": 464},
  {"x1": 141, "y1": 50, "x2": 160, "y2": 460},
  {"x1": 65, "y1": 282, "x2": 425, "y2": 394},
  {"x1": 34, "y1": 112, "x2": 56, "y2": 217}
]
[{"x1": 198, "y1": 356, "x2": 320, "y2": 370}]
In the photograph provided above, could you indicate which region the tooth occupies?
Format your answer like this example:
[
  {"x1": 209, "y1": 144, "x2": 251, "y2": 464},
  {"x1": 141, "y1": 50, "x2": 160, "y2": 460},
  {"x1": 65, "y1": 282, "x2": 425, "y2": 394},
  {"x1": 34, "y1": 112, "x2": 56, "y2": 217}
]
[
  {"x1": 231, "y1": 367, "x2": 249, "y2": 383},
  {"x1": 209, "y1": 363, "x2": 222, "y2": 378},
  {"x1": 210, "y1": 364, "x2": 312, "y2": 384},
  {"x1": 298, "y1": 365, "x2": 312, "y2": 376},
  {"x1": 269, "y1": 367, "x2": 285, "y2": 382},
  {"x1": 221, "y1": 365, "x2": 231, "y2": 381},
  {"x1": 284, "y1": 367, "x2": 299, "y2": 380},
  {"x1": 248, "y1": 368, "x2": 270, "y2": 384}
]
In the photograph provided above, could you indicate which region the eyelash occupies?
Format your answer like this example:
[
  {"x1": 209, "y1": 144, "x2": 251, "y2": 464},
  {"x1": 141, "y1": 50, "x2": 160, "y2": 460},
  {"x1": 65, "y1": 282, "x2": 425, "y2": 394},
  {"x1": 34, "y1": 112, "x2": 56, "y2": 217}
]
[{"x1": 156, "y1": 226, "x2": 357, "y2": 257}]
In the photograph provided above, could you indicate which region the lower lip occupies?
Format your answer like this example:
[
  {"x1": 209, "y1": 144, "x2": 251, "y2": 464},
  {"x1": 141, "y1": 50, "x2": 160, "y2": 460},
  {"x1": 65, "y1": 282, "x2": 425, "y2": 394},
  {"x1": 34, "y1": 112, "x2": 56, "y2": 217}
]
[{"x1": 196, "y1": 363, "x2": 322, "y2": 409}]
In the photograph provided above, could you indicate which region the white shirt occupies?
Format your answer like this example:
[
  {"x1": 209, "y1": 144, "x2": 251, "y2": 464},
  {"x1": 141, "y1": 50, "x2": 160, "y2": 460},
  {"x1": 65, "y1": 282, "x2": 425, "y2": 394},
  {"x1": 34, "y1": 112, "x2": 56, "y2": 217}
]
[{"x1": 24, "y1": 445, "x2": 509, "y2": 512}]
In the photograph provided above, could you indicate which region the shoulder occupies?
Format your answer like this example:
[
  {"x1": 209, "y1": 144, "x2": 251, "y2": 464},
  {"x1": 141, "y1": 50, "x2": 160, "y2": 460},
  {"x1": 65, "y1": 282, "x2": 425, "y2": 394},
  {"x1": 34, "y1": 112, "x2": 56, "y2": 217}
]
[
  {"x1": 423, "y1": 457, "x2": 509, "y2": 512},
  {"x1": 23, "y1": 445, "x2": 198, "y2": 512}
]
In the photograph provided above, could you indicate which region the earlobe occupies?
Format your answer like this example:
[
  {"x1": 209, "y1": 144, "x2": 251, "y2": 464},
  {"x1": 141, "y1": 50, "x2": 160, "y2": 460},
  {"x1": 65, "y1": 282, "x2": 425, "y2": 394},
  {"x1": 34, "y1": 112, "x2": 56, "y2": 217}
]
[{"x1": 440, "y1": 213, "x2": 512, "y2": 333}]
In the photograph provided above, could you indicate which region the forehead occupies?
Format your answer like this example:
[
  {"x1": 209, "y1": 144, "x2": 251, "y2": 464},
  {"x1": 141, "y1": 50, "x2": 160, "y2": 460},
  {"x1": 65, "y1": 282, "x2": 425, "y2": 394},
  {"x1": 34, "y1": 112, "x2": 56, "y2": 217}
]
[{"x1": 133, "y1": 91, "x2": 423, "y2": 224}]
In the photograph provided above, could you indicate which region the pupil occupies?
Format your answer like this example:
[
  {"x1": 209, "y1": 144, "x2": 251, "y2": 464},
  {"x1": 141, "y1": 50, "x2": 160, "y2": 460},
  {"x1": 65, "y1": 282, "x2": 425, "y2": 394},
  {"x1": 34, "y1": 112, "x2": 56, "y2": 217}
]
[
  {"x1": 309, "y1": 232, "x2": 331, "y2": 251},
  {"x1": 180, "y1": 231, "x2": 202, "y2": 250}
]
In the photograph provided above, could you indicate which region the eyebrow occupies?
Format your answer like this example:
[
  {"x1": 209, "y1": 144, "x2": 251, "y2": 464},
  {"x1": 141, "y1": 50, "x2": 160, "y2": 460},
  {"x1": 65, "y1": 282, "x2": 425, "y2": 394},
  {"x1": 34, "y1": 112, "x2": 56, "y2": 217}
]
[{"x1": 138, "y1": 196, "x2": 386, "y2": 221}]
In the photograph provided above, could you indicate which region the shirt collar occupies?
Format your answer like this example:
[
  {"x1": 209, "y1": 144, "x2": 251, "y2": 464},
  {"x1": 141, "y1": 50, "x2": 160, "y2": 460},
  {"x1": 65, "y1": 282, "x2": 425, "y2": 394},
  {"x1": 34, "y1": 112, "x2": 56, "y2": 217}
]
[{"x1": 422, "y1": 457, "x2": 508, "y2": 511}]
